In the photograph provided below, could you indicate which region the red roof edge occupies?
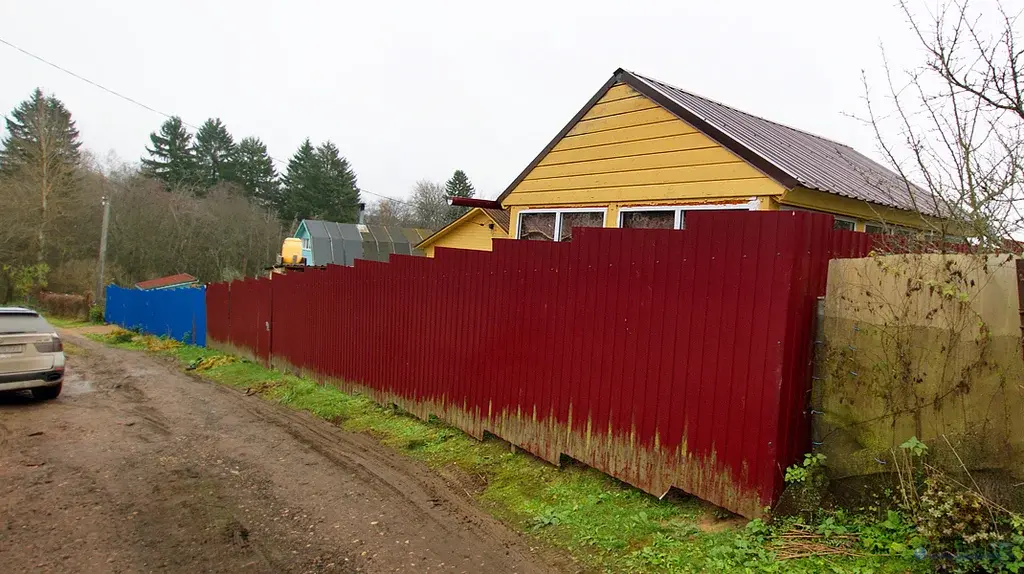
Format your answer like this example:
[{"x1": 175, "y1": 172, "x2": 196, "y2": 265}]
[
  {"x1": 450, "y1": 197, "x2": 501, "y2": 209},
  {"x1": 134, "y1": 273, "x2": 198, "y2": 290}
]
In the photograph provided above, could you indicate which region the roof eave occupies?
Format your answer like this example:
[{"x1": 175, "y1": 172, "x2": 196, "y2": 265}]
[
  {"x1": 415, "y1": 207, "x2": 485, "y2": 249},
  {"x1": 781, "y1": 185, "x2": 945, "y2": 221}
]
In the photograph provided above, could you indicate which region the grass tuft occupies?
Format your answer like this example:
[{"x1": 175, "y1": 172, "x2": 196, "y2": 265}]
[{"x1": 86, "y1": 329, "x2": 926, "y2": 573}]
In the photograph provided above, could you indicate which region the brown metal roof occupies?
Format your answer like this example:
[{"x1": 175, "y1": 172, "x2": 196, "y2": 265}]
[
  {"x1": 496, "y1": 69, "x2": 940, "y2": 216},
  {"x1": 482, "y1": 208, "x2": 510, "y2": 232},
  {"x1": 135, "y1": 273, "x2": 197, "y2": 290}
]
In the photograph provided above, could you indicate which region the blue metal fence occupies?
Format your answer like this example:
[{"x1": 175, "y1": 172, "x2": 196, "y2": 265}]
[{"x1": 104, "y1": 285, "x2": 206, "y2": 346}]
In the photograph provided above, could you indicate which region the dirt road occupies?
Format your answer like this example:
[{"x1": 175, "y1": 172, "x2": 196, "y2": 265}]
[{"x1": 0, "y1": 333, "x2": 566, "y2": 573}]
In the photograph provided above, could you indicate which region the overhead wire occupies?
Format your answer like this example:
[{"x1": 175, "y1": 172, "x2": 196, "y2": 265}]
[{"x1": 0, "y1": 36, "x2": 414, "y2": 207}]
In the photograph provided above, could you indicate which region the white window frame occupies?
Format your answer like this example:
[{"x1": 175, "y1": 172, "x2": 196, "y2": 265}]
[
  {"x1": 301, "y1": 237, "x2": 310, "y2": 250},
  {"x1": 516, "y1": 207, "x2": 608, "y2": 241},
  {"x1": 617, "y1": 199, "x2": 759, "y2": 230},
  {"x1": 833, "y1": 216, "x2": 858, "y2": 231}
]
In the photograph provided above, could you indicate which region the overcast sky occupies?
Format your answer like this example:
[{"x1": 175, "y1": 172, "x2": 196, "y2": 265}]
[{"x1": 0, "y1": 0, "x2": 1001, "y2": 202}]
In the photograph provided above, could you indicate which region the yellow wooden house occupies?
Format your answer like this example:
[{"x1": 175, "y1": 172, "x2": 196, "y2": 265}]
[{"x1": 417, "y1": 68, "x2": 939, "y2": 256}]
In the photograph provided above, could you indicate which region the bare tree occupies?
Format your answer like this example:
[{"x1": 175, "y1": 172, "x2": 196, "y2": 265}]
[
  {"x1": 365, "y1": 197, "x2": 414, "y2": 226},
  {"x1": 0, "y1": 176, "x2": 38, "y2": 301},
  {"x1": 410, "y1": 180, "x2": 448, "y2": 231},
  {"x1": 864, "y1": 0, "x2": 1024, "y2": 246}
]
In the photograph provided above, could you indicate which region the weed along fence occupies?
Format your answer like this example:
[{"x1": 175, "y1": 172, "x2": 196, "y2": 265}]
[
  {"x1": 105, "y1": 285, "x2": 207, "y2": 346},
  {"x1": 206, "y1": 211, "x2": 875, "y2": 518}
]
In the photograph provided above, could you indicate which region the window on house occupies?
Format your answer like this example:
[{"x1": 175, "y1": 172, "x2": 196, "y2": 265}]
[
  {"x1": 517, "y1": 210, "x2": 605, "y2": 242},
  {"x1": 864, "y1": 223, "x2": 884, "y2": 234},
  {"x1": 519, "y1": 212, "x2": 557, "y2": 241},
  {"x1": 620, "y1": 210, "x2": 677, "y2": 230},
  {"x1": 833, "y1": 217, "x2": 857, "y2": 231},
  {"x1": 301, "y1": 237, "x2": 310, "y2": 249},
  {"x1": 618, "y1": 202, "x2": 756, "y2": 231},
  {"x1": 559, "y1": 211, "x2": 604, "y2": 241}
]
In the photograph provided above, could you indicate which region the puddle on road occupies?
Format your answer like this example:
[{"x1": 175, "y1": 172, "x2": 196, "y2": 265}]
[{"x1": 62, "y1": 370, "x2": 95, "y2": 396}]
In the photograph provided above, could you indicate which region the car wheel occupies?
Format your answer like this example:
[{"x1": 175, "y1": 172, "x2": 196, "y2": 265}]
[{"x1": 31, "y1": 384, "x2": 62, "y2": 400}]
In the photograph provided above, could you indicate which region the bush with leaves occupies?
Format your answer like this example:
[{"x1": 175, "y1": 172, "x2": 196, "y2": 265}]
[{"x1": 887, "y1": 436, "x2": 1024, "y2": 573}]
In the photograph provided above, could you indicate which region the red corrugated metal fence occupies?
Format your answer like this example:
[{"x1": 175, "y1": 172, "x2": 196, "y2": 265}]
[{"x1": 207, "y1": 211, "x2": 873, "y2": 517}]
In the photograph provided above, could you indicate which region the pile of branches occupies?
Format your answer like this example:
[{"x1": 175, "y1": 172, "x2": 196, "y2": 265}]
[{"x1": 773, "y1": 524, "x2": 864, "y2": 561}]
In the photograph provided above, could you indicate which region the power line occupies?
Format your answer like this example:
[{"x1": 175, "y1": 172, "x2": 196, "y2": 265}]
[
  {"x1": 0, "y1": 36, "x2": 414, "y2": 207},
  {"x1": 0, "y1": 37, "x2": 198, "y2": 130}
]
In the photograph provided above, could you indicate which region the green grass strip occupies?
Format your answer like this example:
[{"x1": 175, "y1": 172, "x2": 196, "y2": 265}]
[{"x1": 86, "y1": 330, "x2": 924, "y2": 574}]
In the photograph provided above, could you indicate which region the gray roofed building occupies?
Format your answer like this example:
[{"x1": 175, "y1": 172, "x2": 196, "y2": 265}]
[{"x1": 294, "y1": 219, "x2": 433, "y2": 266}]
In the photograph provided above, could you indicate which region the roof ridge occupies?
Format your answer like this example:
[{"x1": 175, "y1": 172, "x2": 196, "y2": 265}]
[{"x1": 623, "y1": 69, "x2": 856, "y2": 152}]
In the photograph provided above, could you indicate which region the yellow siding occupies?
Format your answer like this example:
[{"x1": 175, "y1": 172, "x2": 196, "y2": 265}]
[
  {"x1": 502, "y1": 83, "x2": 785, "y2": 209},
  {"x1": 420, "y1": 208, "x2": 507, "y2": 257},
  {"x1": 780, "y1": 187, "x2": 938, "y2": 230}
]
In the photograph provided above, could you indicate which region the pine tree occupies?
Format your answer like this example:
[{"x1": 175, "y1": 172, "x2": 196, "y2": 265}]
[
  {"x1": 444, "y1": 169, "x2": 476, "y2": 222},
  {"x1": 235, "y1": 137, "x2": 279, "y2": 206},
  {"x1": 140, "y1": 116, "x2": 197, "y2": 188},
  {"x1": 278, "y1": 139, "x2": 361, "y2": 223},
  {"x1": 192, "y1": 118, "x2": 238, "y2": 190},
  {"x1": 0, "y1": 88, "x2": 81, "y2": 174},
  {"x1": 0, "y1": 88, "x2": 83, "y2": 262},
  {"x1": 316, "y1": 141, "x2": 361, "y2": 223},
  {"x1": 278, "y1": 139, "x2": 320, "y2": 221}
]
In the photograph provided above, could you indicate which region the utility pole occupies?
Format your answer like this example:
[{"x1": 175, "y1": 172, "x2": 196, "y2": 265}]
[{"x1": 95, "y1": 195, "x2": 110, "y2": 307}]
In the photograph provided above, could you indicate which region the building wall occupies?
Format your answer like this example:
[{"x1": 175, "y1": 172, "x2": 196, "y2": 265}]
[
  {"x1": 503, "y1": 82, "x2": 787, "y2": 237},
  {"x1": 421, "y1": 209, "x2": 508, "y2": 257},
  {"x1": 294, "y1": 226, "x2": 314, "y2": 265}
]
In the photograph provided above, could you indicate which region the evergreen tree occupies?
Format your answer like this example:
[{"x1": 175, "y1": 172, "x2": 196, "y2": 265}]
[
  {"x1": 235, "y1": 137, "x2": 279, "y2": 205},
  {"x1": 0, "y1": 88, "x2": 81, "y2": 174},
  {"x1": 140, "y1": 116, "x2": 197, "y2": 188},
  {"x1": 278, "y1": 139, "x2": 320, "y2": 221},
  {"x1": 444, "y1": 169, "x2": 476, "y2": 222},
  {"x1": 445, "y1": 169, "x2": 475, "y2": 199},
  {"x1": 316, "y1": 141, "x2": 361, "y2": 223},
  {"x1": 192, "y1": 118, "x2": 238, "y2": 190},
  {"x1": 278, "y1": 139, "x2": 361, "y2": 223},
  {"x1": 0, "y1": 88, "x2": 82, "y2": 262}
]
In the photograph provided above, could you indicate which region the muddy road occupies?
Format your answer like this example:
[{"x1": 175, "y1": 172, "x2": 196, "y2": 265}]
[{"x1": 0, "y1": 333, "x2": 565, "y2": 573}]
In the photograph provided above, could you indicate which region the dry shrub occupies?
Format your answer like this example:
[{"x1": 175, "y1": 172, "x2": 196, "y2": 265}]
[
  {"x1": 143, "y1": 336, "x2": 182, "y2": 352},
  {"x1": 36, "y1": 290, "x2": 91, "y2": 320},
  {"x1": 47, "y1": 260, "x2": 96, "y2": 297},
  {"x1": 194, "y1": 355, "x2": 237, "y2": 371},
  {"x1": 108, "y1": 328, "x2": 136, "y2": 344},
  {"x1": 48, "y1": 259, "x2": 128, "y2": 297}
]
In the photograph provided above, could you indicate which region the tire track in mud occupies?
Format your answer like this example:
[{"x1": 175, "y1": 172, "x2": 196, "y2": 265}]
[
  {"x1": 48, "y1": 333, "x2": 576, "y2": 574},
  {"x1": 208, "y1": 381, "x2": 507, "y2": 540}
]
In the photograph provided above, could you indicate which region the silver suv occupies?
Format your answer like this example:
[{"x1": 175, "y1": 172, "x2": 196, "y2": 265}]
[{"x1": 0, "y1": 308, "x2": 65, "y2": 400}]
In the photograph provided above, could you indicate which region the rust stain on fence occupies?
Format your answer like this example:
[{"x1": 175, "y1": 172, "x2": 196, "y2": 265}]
[{"x1": 206, "y1": 211, "x2": 873, "y2": 517}]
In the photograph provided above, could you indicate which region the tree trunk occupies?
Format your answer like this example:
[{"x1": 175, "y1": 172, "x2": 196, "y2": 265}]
[{"x1": 37, "y1": 95, "x2": 48, "y2": 264}]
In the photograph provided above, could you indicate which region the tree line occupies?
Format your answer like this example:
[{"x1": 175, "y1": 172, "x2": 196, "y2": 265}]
[
  {"x1": 142, "y1": 115, "x2": 481, "y2": 230},
  {"x1": 365, "y1": 170, "x2": 477, "y2": 229},
  {"x1": 0, "y1": 90, "x2": 284, "y2": 301},
  {"x1": 142, "y1": 116, "x2": 361, "y2": 224},
  {"x1": 0, "y1": 87, "x2": 484, "y2": 302}
]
